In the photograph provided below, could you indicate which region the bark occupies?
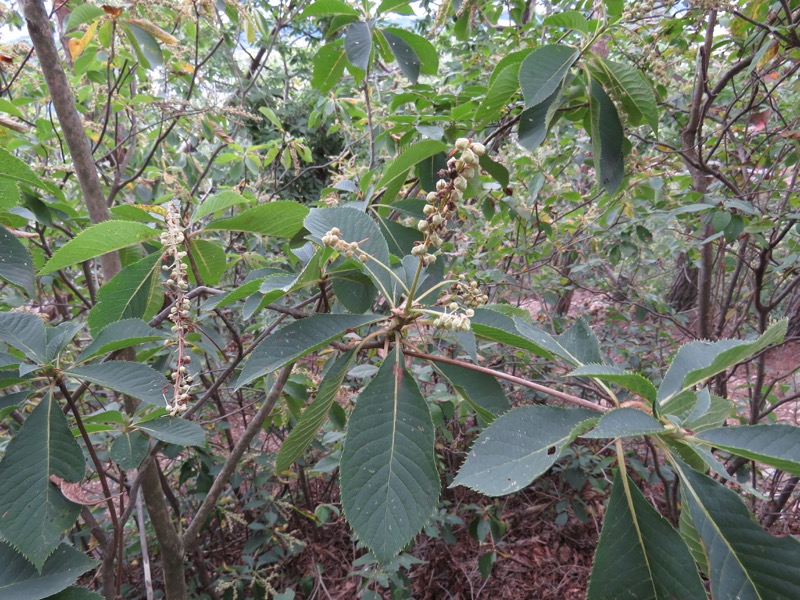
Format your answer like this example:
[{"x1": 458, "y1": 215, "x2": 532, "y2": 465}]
[
  {"x1": 667, "y1": 252, "x2": 698, "y2": 312},
  {"x1": 787, "y1": 280, "x2": 800, "y2": 339},
  {"x1": 23, "y1": 2, "x2": 185, "y2": 597}
]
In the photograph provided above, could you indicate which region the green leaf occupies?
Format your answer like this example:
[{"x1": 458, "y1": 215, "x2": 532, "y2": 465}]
[
  {"x1": 657, "y1": 320, "x2": 787, "y2": 405},
  {"x1": 375, "y1": 140, "x2": 448, "y2": 204},
  {"x1": 0, "y1": 311, "x2": 47, "y2": 363},
  {"x1": 67, "y1": 3, "x2": 105, "y2": 29},
  {"x1": 124, "y1": 22, "x2": 163, "y2": 68},
  {"x1": 678, "y1": 505, "x2": 709, "y2": 575},
  {"x1": 567, "y1": 365, "x2": 657, "y2": 404},
  {"x1": 683, "y1": 388, "x2": 733, "y2": 431},
  {"x1": 693, "y1": 425, "x2": 800, "y2": 475},
  {"x1": 594, "y1": 58, "x2": 658, "y2": 133},
  {"x1": 0, "y1": 226, "x2": 35, "y2": 295},
  {"x1": 110, "y1": 432, "x2": 149, "y2": 470},
  {"x1": 276, "y1": 351, "x2": 356, "y2": 472},
  {"x1": 0, "y1": 542, "x2": 96, "y2": 599},
  {"x1": 39, "y1": 221, "x2": 160, "y2": 276},
  {"x1": 300, "y1": 0, "x2": 360, "y2": 17},
  {"x1": 451, "y1": 405, "x2": 597, "y2": 496},
  {"x1": 77, "y1": 318, "x2": 168, "y2": 362},
  {"x1": 345, "y1": 22, "x2": 372, "y2": 71},
  {"x1": 479, "y1": 154, "x2": 510, "y2": 189},
  {"x1": 332, "y1": 268, "x2": 377, "y2": 313},
  {"x1": 380, "y1": 30, "x2": 420, "y2": 83},
  {"x1": 305, "y1": 207, "x2": 394, "y2": 300},
  {"x1": 517, "y1": 86, "x2": 562, "y2": 151},
  {"x1": 380, "y1": 28, "x2": 437, "y2": 75},
  {"x1": 544, "y1": 10, "x2": 590, "y2": 33},
  {"x1": 589, "y1": 78, "x2": 625, "y2": 195},
  {"x1": 46, "y1": 322, "x2": 83, "y2": 362},
  {"x1": 477, "y1": 62, "x2": 521, "y2": 125},
  {"x1": 519, "y1": 44, "x2": 579, "y2": 110},
  {"x1": 489, "y1": 49, "x2": 534, "y2": 88},
  {"x1": 581, "y1": 407, "x2": 664, "y2": 439},
  {"x1": 190, "y1": 190, "x2": 250, "y2": 223},
  {"x1": 0, "y1": 395, "x2": 85, "y2": 570},
  {"x1": 676, "y1": 460, "x2": 800, "y2": 599},
  {"x1": 556, "y1": 318, "x2": 604, "y2": 365},
  {"x1": 435, "y1": 361, "x2": 509, "y2": 424},
  {"x1": 470, "y1": 309, "x2": 558, "y2": 360},
  {"x1": 587, "y1": 472, "x2": 706, "y2": 599},
  {"x1": 0, "y1": 147, "x2": 61, "y2": 199},
  {"x1": 45, "y1": 586, "x2": 105, "y2": 600},
  {"x1": 205, "y1": 201, "x2": 309, "y2": 238},
  {"x1": 311, "y1": 41, "x2": 348, "y2": 93},
  {"x1": 186, "y1": 239, "x2": 226, "y2": 286},
  {"x1": 340, "y1": 348, "x2": 439, "y2": 563},
  {"x1": 87, "y1": 252, "x2": 163, "y2": 335},
  {"x1": 237, "y1": 314, "x2": 381, "y2": 388},
  {"x1": 65, "y1": 362, "x2": 171, "y2": 407},
  {"x1": 135, "y1": 417, "x2": 205, "y2": 446}
]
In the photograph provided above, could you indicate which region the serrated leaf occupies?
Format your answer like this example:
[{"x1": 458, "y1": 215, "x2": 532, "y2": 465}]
[
  {"x1": 683, "y1": 388, "x2": 732, "y2": 431},
  {"x1": 46, "y1": 322, "x2": 83, "y2": 361},
  {"x1": 332, "y1": 268, "x2": 377, "y2": 313},
  {"x1": 381, "y1": 30, "x2": 420, "y2": 83},
  {"x1": 77, "y1": 318, "x2": 168, "y2": 362},
  {"x1": 479, "y1": 154, "x2": 510, "y2": 188},
  {"x1": 87, "y1": 252, "x2": 163, "y2": 335},
  {"x1": 544, "y1": 10, "x2": 590, "y2": 33},
  {"x1": 595, "y1": 58, "x2": 658, "y2": 133},
  {"x1": 478, "y1": 62, "x2": 521, "y2": 124},
  {"x1": 587, "y1": 472, "x2": 706, "y2": 599},
  {"x1": 135, "y1": 417, "x2": 205, "y2": 446},
  {"x1": 0, "y1": 148, "x2": 61, "y2": 200},
  {"x1": 190, "y1": 190, "x2": 250, "y2": 223},
  {"x1": 375, "y1": 140, "x2": 448, "y2": 204},
  {"x1": 658, "y1": 320, "x2": 787, "y2": 405},
  {"x1": 0, "y1": 311, "x2": 47, "y2": 363},
  {"x1": 345, "y1": 21, "x2": 372, "y2": 71},
  {"x1": 0, "y1": 226, "x2": 35, "y2": 295},
  {"x1": 489, "y1": 49, "x2": 534, "y2": 88},
  {"x1": 517, "y1": 85, "x2": 562, "y2": 151},
  {"x1": 186, "y1": 239, "x2": 226, "y2": 286},
  {"x1": 65, "y1": 362, "x2": 171, "y2": 407},
  {"x1": 679, "y1": 505, "x2": 709, "y2": 575},
  {"x1": 693, "y1": 425, "x2": 800, "y2": 475},
  {"x1": 676, "y1": 460, "x2": 800, "y2": 599},
  {"x1": 305, "y1": 207, "x2": 394, "y2": 300},
  {"x1": 380, "y1": 27, "x2": 437, "y2": 75},
  {"x1": 0, "y1": 395, "x2": 85, "y2": 570},
  {"x1": 435, "y1": 361, "x2": 509, "y2": 425},
  {"x1": 340, "y1": 348, "x2": 439, "y2": 563},
  {"x1": 46, "y1": 586, "x2": 105, "y2": 600},
  {"x1": 556, "y1": 318, "x2": 604, "y2": 365},
  {"x1": 237, "y1": 314, "x2": 381, "y2": 388},
  {"x1": 0, "y1": 542, "x2": 96, "y2": 599},
  {"x1": 110, "y1": 431, "x2": 149, "y2": 470},
  {"x1": 39, "y1": 221, "x2": 160, "y2": 275},
  {"x1": 276, "y1": 351, "x2": 356, "y2": 472},
  {"x1": 311, "y1": 41, "x2": 347, "y2": 92},
  {"x1": 205, "y1": 201, "x2": 308, "y2": 238},
  {"x1": 567, "y1": 364, "x2": 657, "y2": 404},
  {"x1": 300, "y1": 0, "x2": 360, "y2": 17},
  {"x1": 589, "y1": 78, "x2": 625, "y2": 195},
  {"x1": 451, "y1": 405, "x2": 597, "y2": 496},
  {"x1": 123, "y1": 22, "x2": 162, "y2": 68},
  {"x1": 519, "y1": 44, "x2": 579, "y2": 110},
  {"x1": 470, "y1": 309, "x2": 558, "y2": 360},
  {"x1": 581, "y1": 407, "x2": 664, "y2": 439}
]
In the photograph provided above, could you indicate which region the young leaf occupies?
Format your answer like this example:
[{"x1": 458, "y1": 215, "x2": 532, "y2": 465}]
[
  {"x1": 519, "y1": 44, "x2": 579, "y2": 110},
  {"x1": 65, "y1": 362, "x2": 171, "y2": 407},
  {"x1": 0, "y1": 395, "x2": 85, "y2": 570},
  {"x1": 205, "y1": 201, "x2": 309, "y2": 238},
  {"x1": 375, "y1": 140, "x2": 448, "y2": 204},
  {"x1": 311, "y1": 41, "x2": 348, "y2": 92},
  {"x1": 276, "y1": 350, "x2": 356, "y2": 472},
  {"x1": 567, "y1": 365, "x2": 657, "y2": 404},
  {"x1": 77, "y1": 318, "x2": 168, "y2": 362},
  {"x1": 345, "y1": 21, "x2": 372, "y2": 71},
  {"x1": 340, "y1": 348, "x2": 439, "y2": 564},
  {"x1": 683, "y1": 388, "x2": 732, "y2": 432},
  {"x1": 676, "y1": 460, "x2": 800, "y2": 599},
  {"x1": 236, "y1": 314, "x2": 382, "y2": 388},
  {"x1": 657, "y1": 320, "x2": 787, "y2": 405},
  {"x1": 46, "y1": 322, "x2": 84, "y2": 361},
  {"x1": 0, "y1": 542, "x2": 96, "y2": 598},
  {"x1": 87, "y1": 252, "x2": 163, "y2": 335},
  {"x1": 589, "y1": 78, "x2": 625, "y2": 195},
  {"x1": 556, "y1": 318, "x2": 604, "y2": 365},
  {"x1": 305, "y1": 206, "x2": 394, "y2": 300},
  {"x1": 300, "y1": 0, "x2": 360, "y2": 18},
  {"x1": 692, "y1": 424, "x2": 800, "y2": 475},
  {"x1": 0, "y1": 226, "x2": 35, "y2": 295},
  {"x1": 587, "y1": 472, "x2": 706, "y2": 599},
  {"x1": 0, "y1": 311, "x2": 47, "y2": 363},
  {"x1": 380, "y1": 27, "x2": 438, "y2": 75},
  {"x1": 451, "y1": 405, "x2": 597, "y2": 496},
  {"x1": 543, "y1": 10, "x2": 590, "y2": 33},
  {"x1": 190, "y1": 190, "x2": 250, "y2": 223},
  {"x1": 478, "y1": 61, "x2": 521, "y2": 125},
  {"x1": 581, "y1": 407, "x2": 664, "y2": 439},
  {"x1": 134, "y1": 417, "x2": 205, "y2": 446},
  {"x1": 39, "y1": 221, "x2": 160, "y2": 275},
  {"x1": 380, "y1": 30, "x2": 420, "y2": 83},
  {"x1": 470, "y1": 309, "x2": 558, "y2": 360},
  {"x1": 435, "y1": 361, "x2": 510, "y2": 424}
]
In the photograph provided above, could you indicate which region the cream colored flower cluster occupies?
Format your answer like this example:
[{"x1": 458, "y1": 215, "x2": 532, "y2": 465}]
[
  {"x1": 433, "y1": 301, "x2": 475, "y2": 332},
  {"x1": 321, "y1": 227, "x2": 369, "y2": 263},
  {"x1": 413, "y1": 138, "x2": 485, "y2": 266},
  {"x1": 160, "y1": 203, "x2": 193, "y2": 416}
]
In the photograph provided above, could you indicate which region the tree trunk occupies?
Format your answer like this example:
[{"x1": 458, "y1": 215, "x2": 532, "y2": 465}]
[
  {"x1": 787, "y1": 279, "x2": 800, "y2": 339},
  {"x1": 667, "y1": 252, "x2": 698, "y2": 312}
]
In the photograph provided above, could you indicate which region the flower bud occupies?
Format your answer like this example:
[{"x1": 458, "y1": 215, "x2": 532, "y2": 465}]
[
  {"x1": 426, "y1": 192, "x2": 438, "y2": 203},
  {"x1": 423, "y1": 204, "x2": 436, "y2": 216},
  {"x1": 470, "y1": 142, "x2": 486, "y2": 156},
  {"x1": 455, "y1": 138, "x2": 470, "y2": 151},
  {"x1": 454, "y1": 176, "x2": 468, "y2": 191},
  {"x1": 461, "y1": 149, "x2": 477, "y2": 165}
]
